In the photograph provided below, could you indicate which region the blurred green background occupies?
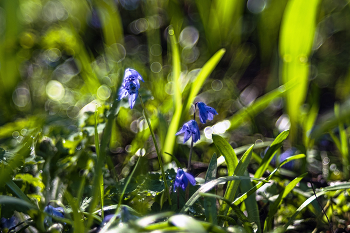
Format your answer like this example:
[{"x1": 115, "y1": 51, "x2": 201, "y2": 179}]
[{"x1": 1, "y1": 0, "x2": 350, "y2": 174}]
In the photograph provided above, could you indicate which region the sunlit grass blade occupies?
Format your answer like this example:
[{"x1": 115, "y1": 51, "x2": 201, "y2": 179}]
[
  {"x1": 233, "y1": 154, "x2": 305, "y2": 206},
  {"x1": 169, "y1": 215, "x2": 206, "y2": 233},
  {"x1": 95, "y1": 0, "x2": 124, "y2": 45},
  {"x1": 6, "y1": 180, "x2": 33, "y2": 205},
  {"x1": 163, "y1": 27, "x2": 182, "y2": 163},
  {"x1": 180, "y1": 175, "x2": 264, "y2": 213},
  {"x1": 254, "y1": 130, "x2": 289, "y2": 179},
  {"x1": 264, "y1": 172, "x2": 307, "y2": 231},
  {"x1": 212, "y1": 134, "x2": 239, "y2": 171},
  {"x1": 135, "y1": 212, "x2": 175, "y2": 228},
  {"x1": 204, "y1": 153, "x2": 217, "y2": 224},
  {"x1": 228, "y1": 85, "x2": 290, "y2": 131},
  {"x1": 220, "y1": 144, "x2": 254, "y2": 217},
  {"x1": 279, "y1": 0, "x2": 320, "y2": 141},
  {"x1": 65, "y1": 191, "x2": 85, "y2": 232},
  {"x1": 200, "y1": 193, "x2": 253, "y2": 233},
  {"x1": 183, "y1": 49, "x2": 226, "y2": 114}
]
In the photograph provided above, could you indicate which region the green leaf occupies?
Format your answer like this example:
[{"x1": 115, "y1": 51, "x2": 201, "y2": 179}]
[
  {"x1": 136, "y1": 212, "x2": 175, "y2": 228},
  {"x1": 169, "y1": 215, "x2": 206, "y2": 233},
  {"x1": 183, "y1": 49, "x2": 226, "y2": 115},
  {"x1": 213, "y1": 134, "x2": 239, "y2": 173},
  {"x1": 241, "y1": 171, "x2": 261, "y2": 233},
  {"x1": 254, "y1": 130, "x2": 289, "y2": 179},
  {"x1": 204, "y1": 153, "x2": 217, "y2": 224},
  {"x1": 233, "y1": 154, "x2": 305, "y2": 206},
  {"x1": 180, "y1": 175, "x2": 263, "y2": 213},
  {"x1": 6, "y1": 180, "x2": 34, "y2": 205},
  {"x1": 200, "y1": 193, "x2": 253, "y2": 233},
  {"x1": 0, "y1": 196, "x2": 38, "y2": 213},
  {"x1": 220, "y1": 144, "x2": 254, "y2": 216},
  {"x1": 264, "y1": 172, "x2": 307, "y2": 231},
  {"x1": 279, "y1": 0, "x2": 320, "y2": 141},
  {"x1": 65, "y1": 191, "x2": 85, "y2": 232},
  {"x1": 163, "y1": 27, "x2": 182, "y2": 163},
  {"x1": 228, "y1": 85, "x2": 290, "y2": 131}
]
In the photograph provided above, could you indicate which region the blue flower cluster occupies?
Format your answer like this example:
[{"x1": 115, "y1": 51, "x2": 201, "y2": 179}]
[
  {"x1": 176, "y1": 102, "x2": 218, "y2": 143},
  {"x1": 118, "y1": 68, "x2": 144, "y2": 109},
  {"x1": 173, "y1": 168, "x2": 196, "y2": 191}
]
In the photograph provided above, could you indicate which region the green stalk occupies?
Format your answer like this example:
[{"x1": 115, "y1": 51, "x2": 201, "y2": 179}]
[
  {"x1": 139, "y1": 94, "x2": 172, "y2": 206},
  {"x1": 94, "y1": 109, "x2": 104, "y2": 220}
]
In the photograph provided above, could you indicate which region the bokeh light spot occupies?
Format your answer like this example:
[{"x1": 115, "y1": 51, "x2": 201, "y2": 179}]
[
  {"x1": 247, "y1": 0, "x2": 266, "y2": 14},
  {"x1": 12, "y1": 88, "x2": 30, "y2": 108},
  {"x1": 179, "y1": 26, "x2": 199, "y2": 48},
  {"x1": 97, "y1": 85, "x2": 111, "y2": 100},
  {"x1": 151, "y1": 62, "x2": 162, "y2": 73},
  {"x1": 211, "y1": 80, "x2": 223, "y2": 91},
  {"x1": 150, "y1": 44, "x2": 162, "y2": 56},
  {"x1": 46, "y1": 80, "x2": 65, "y2": 101}
]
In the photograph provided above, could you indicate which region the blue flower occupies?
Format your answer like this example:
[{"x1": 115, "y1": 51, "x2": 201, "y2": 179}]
[
  {"x1": 118, "y1": 68, "x2": 144, "y2": 109},
  {"x1": 1, "y1": 216, "x2": 17, "y2": 230},
  {"x1": 197, "y1": 102, "x2": 218, "y2": 124},
  {"x1": 44, "y1": 205, "x2": 64, "y2": 226},
  {"x1": 175, "y1": 120, "x2": 200, "y2": 143},
  {"x1": 44, "y1": 205, "x2": 64, "y2": 218},
  {"x1": 173, "y1": 169, "x2": 196, "y2": 191}
]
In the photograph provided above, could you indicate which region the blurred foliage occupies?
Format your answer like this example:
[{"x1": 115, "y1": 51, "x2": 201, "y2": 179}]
[{"x1": 2, "y1": 0, "x2": 350, "y2": 232}]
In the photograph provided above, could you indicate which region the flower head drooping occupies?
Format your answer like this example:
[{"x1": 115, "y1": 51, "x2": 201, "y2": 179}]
[
  {"x1": 118, "y1": 68, "x2": 144, "y2": 109},
  {"x1": 175, "y1": 120, "x2": 200, "y2": 143},
  {"x1": 44, "y1": 205, "x2": 64, "y2": 226},
  {"x1": 173, "y1": 169, "x2": 196, "y2": 191},
  {"x1": 197, "y1": 102, "x2": 218, "y2": 124}
]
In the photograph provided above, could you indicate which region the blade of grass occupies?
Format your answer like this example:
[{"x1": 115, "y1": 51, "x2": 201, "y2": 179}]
[
  {"x1": 220, "y1": 144, "x2": 254, "y2": 217},
  {"x1": 200, "y1": 192, "x2": 253, "y2": 233},
  {"x1": 228, "y1": 85, "x2": 291, "y2": 131},
  {"x1": 233, "y1": 154, "x2": 305, "y2": 206},
  {"x1": 180, "y1": 175, "x2": 264, "y2": 213},
  {"x1": 241, "y1": 171, "x2": 261, "y2": 233},
  {"x1": 94, "y1": 109, "x2": 104, "y2": 219},
  {"x1": 264, "y1": 172, "x2": 307, "y2": 231},
  {"x1": 254, "y1": 130, "x2": 289, "y2": 179},
  {"x1": 204, "y1": 153, "x2": 218, "y2": 224},
  {"x1": 163, "y1": 27, "x2": 182, "y2": 163},
  {"x1": 65, "y1": 191, "x2": 85, "y2": 232},
  {"x1": 335, "y1": 104, "x2": 349, "y2": 180},
  {"x1": 99, "y1": 154, "x2": 142, "y2": 233},
  {"x1": 279, "y1": 0, "x2": 320, "y2": 141}
]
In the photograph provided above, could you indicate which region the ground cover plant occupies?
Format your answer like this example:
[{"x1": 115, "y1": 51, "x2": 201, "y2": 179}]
[{"x1": 2, "y1": 0, "x2": 350, "y2": 232}]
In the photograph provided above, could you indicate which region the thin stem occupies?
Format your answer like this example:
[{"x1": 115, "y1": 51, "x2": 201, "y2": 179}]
[
  {"x1": 139, "y1": 94, "x2": 172, "y2": 206},
  {"x1": 187, "y1": 104, "x2": 197, "y2": 171},
  {"x1": 311, "y1": 182, "x2": 333, "y2": 233}
]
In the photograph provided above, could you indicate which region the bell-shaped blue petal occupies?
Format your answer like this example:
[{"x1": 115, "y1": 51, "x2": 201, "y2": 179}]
[
  {"x1": 176, "y1": 120, "x2": 200, "y2": 143},
  {"x1": 173, "y1": 169, "x2": 196, "y2": 191},
  {"x1": 118, "y1": 68, "x2": 144, "y2": 109},
  {"x1": 197, "y1": 102, "x2": 218, "y2": 124}
]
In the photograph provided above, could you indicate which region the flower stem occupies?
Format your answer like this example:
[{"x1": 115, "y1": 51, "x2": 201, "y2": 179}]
[
  {"x1": 139, "y1": 94, "x2": 172, "y2": 206},
  {"x1": 187, "y1": 104, "x2": 197, "y2": 171}
]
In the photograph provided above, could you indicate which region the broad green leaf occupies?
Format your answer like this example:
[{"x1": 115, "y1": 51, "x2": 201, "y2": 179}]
[
  {"x1": 254, "y1": 130, "x2": 289, "y2": 179},
  {"x1": 169, "y1": 215, "x2": 206, "y2": 233},
  {"x1": 220, "y1": 145, "x2": 254, "y2": 216},
  {"x1": 6, "y1": 180, "x2": 35, "y2": 205},
  {"x1": 0, "y1": 196, "x2": 37, "y2": 212},
  {"x1": 14, "y1": 174, "x2": 44, "y2": 192},
  {"x1": 204, "y1": 153, "x2": 217, "y2": 224},
  {"x1": 136, "y1": 212, "x2": 175, "y2": 228},
  {"x1": 180, "y1": 175, "x2": 264, "y2": 213},
  {"x1": 279, "y1": 0, "x2": 320, "y2": 141},
  {"x1": 241, "y1": 171, "x2": 261, "y2": 233},
  {"x1": 213, "y1": 134, "x2": 238, "y2": 173},
  {"x1": 233, "y1": 154, "x2": 305, "y2": 206},
  {"x1": 163, "y1": 27, "x2": 182, "y2": 163},
  {"x1": 228, "y1": 85, "x2": 290, "y2": 131},
  {"x1": 264, "y1": 172, "x2": 307, "y2": 231}
]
